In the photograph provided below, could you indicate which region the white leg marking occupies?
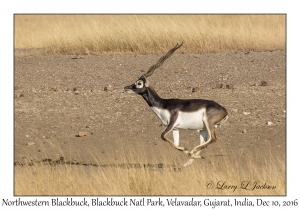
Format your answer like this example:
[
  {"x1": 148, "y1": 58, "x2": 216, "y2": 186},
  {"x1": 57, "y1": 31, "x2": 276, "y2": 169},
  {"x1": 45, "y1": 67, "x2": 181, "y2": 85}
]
[
  {"x1": 200, "y1": 130, "x2": 208, "y2": 145},
  {"x1": 172, "y1": 129, "x2": 180, "y2": 146}
]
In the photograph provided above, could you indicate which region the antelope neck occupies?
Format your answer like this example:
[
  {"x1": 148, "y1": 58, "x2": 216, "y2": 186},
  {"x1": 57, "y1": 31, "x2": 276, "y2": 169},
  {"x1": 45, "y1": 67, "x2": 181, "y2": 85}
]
[{"x1": 141, "y1": 86, "x2": 164, "y2": 108}]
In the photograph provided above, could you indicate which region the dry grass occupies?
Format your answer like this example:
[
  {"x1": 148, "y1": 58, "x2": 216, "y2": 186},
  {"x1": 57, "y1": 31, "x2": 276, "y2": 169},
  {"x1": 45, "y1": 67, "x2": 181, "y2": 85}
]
[
  {"x1": 14, "y1": 15, "x2": 285, "y2": 55},
  {"x1": 14, "y1": 145, "x2": 285, "y2": 196}
]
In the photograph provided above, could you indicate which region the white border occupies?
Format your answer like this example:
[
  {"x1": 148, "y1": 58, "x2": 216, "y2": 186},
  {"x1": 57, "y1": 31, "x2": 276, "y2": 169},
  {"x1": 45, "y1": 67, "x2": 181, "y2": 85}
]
[{"x1": 2, "y1": 1, "x2": 299, "y2": 209}]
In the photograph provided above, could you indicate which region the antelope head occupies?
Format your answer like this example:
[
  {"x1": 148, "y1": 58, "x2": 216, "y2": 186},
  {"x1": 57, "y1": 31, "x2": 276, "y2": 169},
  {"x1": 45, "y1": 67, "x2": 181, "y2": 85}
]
[{"x1": 124, "y1": 42, "x2": 183, "y2": 95}]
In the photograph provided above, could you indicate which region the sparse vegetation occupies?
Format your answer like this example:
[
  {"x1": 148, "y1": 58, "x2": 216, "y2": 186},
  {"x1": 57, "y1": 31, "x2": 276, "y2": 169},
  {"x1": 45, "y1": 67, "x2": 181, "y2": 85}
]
[
  {"x1": 14, "y1": 15, "x2": 285, "y2": 55},
  {"x1": 14, "y1": 146, "x2": 285, "y2": 196}
]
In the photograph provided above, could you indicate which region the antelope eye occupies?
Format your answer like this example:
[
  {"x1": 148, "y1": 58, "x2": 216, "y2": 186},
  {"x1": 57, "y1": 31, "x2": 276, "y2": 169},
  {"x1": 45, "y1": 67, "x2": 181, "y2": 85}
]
[{"x1": 135, "y1": 80, "x2": 143, "y2": 87}]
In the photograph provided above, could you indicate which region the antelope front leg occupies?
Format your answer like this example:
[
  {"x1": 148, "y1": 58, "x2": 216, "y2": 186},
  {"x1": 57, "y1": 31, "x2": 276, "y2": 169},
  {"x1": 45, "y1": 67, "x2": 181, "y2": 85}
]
[
  {"x1": 161, "y1": 127, "x2": 189, "y2": 154},
  {"x1": 160, "y1": 113, "x2": 189, "y2": 154}
]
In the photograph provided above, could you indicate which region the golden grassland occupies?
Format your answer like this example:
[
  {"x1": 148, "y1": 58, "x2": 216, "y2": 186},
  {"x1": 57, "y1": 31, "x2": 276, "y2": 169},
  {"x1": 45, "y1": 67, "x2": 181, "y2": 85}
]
[
  {"x1": 14, "y1": 15, "x2": 286, "y2": 55},
  {"x1": 14, "y1": 144, "x2": 285, "y2": 196}
]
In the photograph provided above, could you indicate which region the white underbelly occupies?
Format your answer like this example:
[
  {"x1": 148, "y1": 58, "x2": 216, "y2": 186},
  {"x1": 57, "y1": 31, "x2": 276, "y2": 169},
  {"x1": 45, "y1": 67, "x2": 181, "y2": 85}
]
[
  {"x1": 150, "y1": 107, "x2": 206, "y2": 130},
  {"x1": 175, "y1": 110, "x2": 205, "y2": 130}
]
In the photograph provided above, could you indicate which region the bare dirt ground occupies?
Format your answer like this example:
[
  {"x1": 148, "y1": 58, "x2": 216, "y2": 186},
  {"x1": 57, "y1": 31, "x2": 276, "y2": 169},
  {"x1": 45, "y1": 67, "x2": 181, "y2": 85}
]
[{"x1": 14, "y1": 50, "x2": 286, "y2": 171}]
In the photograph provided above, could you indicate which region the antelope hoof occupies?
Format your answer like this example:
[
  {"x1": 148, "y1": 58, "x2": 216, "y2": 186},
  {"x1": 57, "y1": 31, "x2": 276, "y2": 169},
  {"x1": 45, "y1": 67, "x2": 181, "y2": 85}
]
[
  {"x1": 192, "y1": 154, "x2": 204, "y2": 159},
  {"x1": 187, "y1": 151, "x2": 196, "y2": 157},
  {"x1": 187, "y1": 152, "x2": 202, "y2": 159},
  {"x1": 183, "y1": 149, "x2": 190, "y2": 154},
  {"x1": 183, "y1": 159, "x2": 194, "y2": 167},
  {"x1": 187, "y1": 150, "x2": 204, "y2": 159}
]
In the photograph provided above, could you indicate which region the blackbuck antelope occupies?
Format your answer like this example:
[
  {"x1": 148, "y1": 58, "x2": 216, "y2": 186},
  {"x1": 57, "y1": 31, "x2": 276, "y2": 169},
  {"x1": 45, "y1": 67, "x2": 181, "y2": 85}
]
[{"x1": 124, "y1": 43, "x2": 228, "y2": 166}]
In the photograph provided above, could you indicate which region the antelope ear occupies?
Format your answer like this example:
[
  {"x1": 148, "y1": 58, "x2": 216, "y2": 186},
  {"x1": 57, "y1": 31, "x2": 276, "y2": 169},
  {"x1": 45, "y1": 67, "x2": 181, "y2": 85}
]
[
  {"x1": 145, "y1": 79, "x2": 150, "y2": 87},
  {"x1": 140, "y1": 75, "x2": 150, "y2": 87}
]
